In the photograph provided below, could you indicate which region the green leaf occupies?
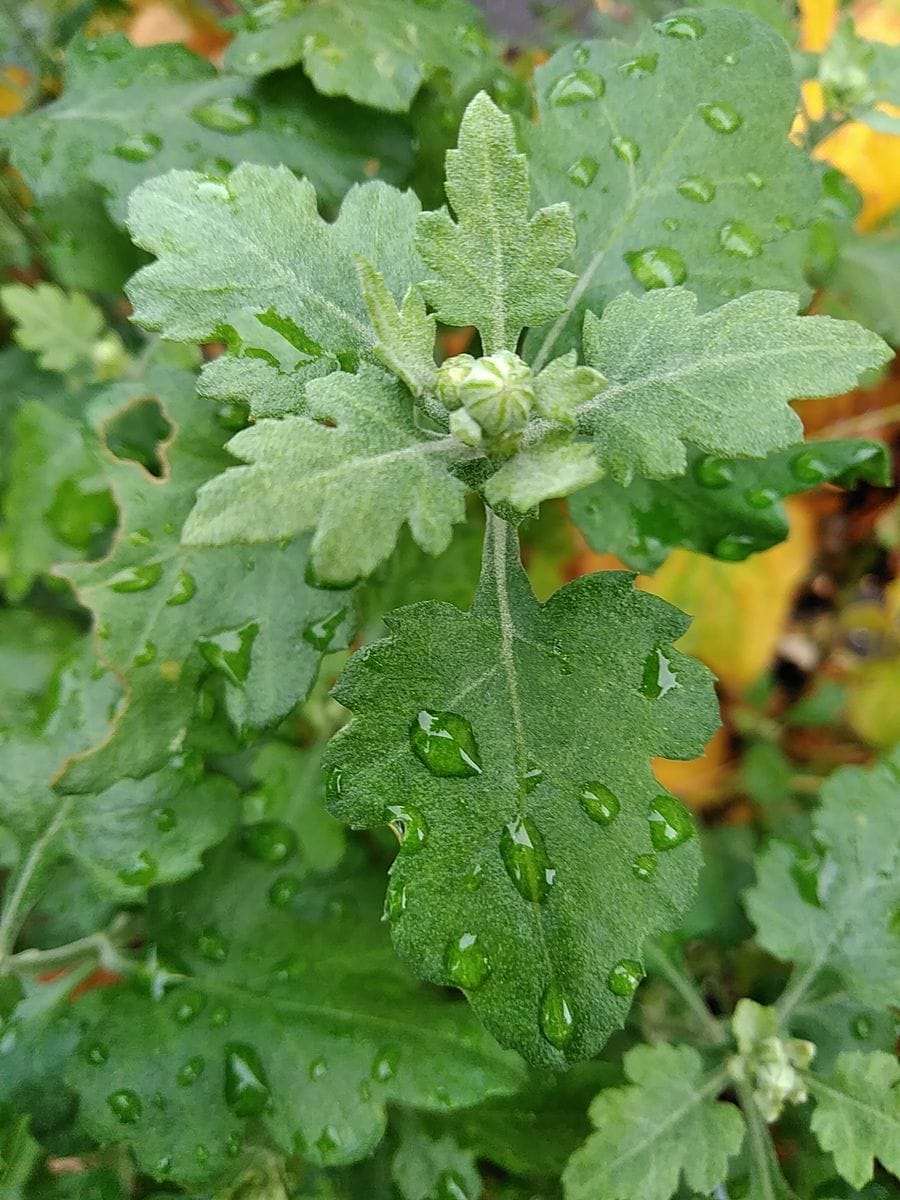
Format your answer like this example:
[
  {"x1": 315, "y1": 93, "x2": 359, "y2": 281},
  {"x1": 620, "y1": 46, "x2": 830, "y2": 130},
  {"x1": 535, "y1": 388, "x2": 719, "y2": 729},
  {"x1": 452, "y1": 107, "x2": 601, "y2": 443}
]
[
  {"x1": 823, "y1": 214, "x2": 900, "y2": 347},
  {"x1": 417, "y1": 92, "x2": 576, "y2": 354},
  {"x1": 57, "y1": 367, "x2": 353, "y2": 792},
  {"x1": 127, "y1": 165, "x2": 423, "y2": 360},
  {"x1": 522, "y1": 8, "x2": 818, "y2": 364},
  {"x1": 326, "y1": 517, "x2": 718, "y2": 1064},
  {"x1": 563, "y1": 1045, "x2": 744, "y2": 1200},
  {"x1": 577, "y1": 289, "x2": 891, "y2": 482},
  {"x1": 570, "y1": 439, "x2": 890, "y2": 571},
  {"x1": 0, "y1": 1114, "x2": 41, "y2": 1200},
  {"x1": 182, "y1": 366, "x2": 468, "y2": 585},
  {"x1": 66, "y1": 843, "x2": 524, "y2": 1189},
  {"x1": 226, "y1": 0, "x2": 490, "y2": 113},
  {"x1": 392, "y1": 1118, "x2": 481, "y2": 1200},
  {"x1": 809, "y1": 1051, "x2": 900, "y2": 1189},
  {"x1": 484, "y1": 440, "x2": 603, "y2": 513},
  {"x1": 744, "y1": 752, "x2": 900, "y2": 1013},
  {"x1": 0, "y1": 284, "x2": 103, "y2": 375},
  {"x1": 357, "y1": 260, "x2": 436, "y2": 397},
  {"x1": 5, "y1": 34, "x2": 411, "y2": 223}
]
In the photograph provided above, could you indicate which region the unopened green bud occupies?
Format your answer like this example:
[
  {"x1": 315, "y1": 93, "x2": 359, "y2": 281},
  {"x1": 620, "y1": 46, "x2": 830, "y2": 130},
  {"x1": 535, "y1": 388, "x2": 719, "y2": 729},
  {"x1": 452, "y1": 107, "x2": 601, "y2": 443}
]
[
  {"x1": 449, "y1": 407, "x2": 483, "y2": 448},
  {"x1": 436, "y1": 350, "x2": 535, "y2": 436},
  {"x1": 728, "y1": 1000, "x2": 816, "y2": 1122}
]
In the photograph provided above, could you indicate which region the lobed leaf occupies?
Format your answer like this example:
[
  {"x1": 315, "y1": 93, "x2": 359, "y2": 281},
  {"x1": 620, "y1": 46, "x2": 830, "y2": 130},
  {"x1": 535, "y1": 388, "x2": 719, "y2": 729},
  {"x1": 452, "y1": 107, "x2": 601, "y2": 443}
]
[{"x1": 808, "y1": 1051, "x2": 900, "y2": 1188}]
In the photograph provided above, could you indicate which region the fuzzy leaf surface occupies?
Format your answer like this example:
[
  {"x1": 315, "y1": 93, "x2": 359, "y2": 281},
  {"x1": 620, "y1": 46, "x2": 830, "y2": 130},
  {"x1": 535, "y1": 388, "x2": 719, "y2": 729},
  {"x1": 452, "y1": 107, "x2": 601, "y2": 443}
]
[
  {"x1": 564, "y1": 1044, "x2": 744, "y2": 1200},
  {"x1": 808, "y1": 1051, "x2": 900, "y2": 1188},
  {"x1": 4, "y1": 35, "x2": 410, "y2": 222},
  {"x1": 67, "y1": 842, "x2": 524, "y2": 1189},
  {"x1": 326, "y1": 518, "x2": 718, "y2": 1065},
  {"x1": 745, "y1": 752, "x2": 900, "y2": 1013},
  {"x1": 226, "y1": 0, "x2": 490, "y2": 112},
  {"x1": 570, "y1": 439, "x2": 890, "y2": 571},
  {"x1": 523, "y1": 7, "x2": 818, "y2": 364},
  {"x1": 57, "y1": 367, "x2": 353, "y2": 792},
  {"x1": 127, "y1": 166, "x2": 422, "y2": 358},
  {"x1": 577, "y1": 289, "x2": 891, "y2": 481},
  {"x1": 0, "y1": 284, "x2": 103, "y2": 374},
  {"x1": 183, "y1": 366, "x2": 468, "y2": 585},
  {"x1": 417, "y1": 93, "x2": 574, "y2": 353}
]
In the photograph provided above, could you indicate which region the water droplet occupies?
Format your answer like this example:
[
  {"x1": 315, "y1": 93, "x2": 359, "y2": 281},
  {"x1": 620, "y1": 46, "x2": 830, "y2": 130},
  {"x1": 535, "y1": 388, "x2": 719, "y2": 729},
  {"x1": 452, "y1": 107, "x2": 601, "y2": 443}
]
[
  {"x1": 625, "y1": 246, "x2": 687, "y2": 290},
  {"x1": 109, "y1": 563, "x2": 163, "y2": 593},
  {"x1": 315, "y1": 1126, "x2": 342, "y2": 1158},
  {"x1": 197, "y1": 622, "x2": 259, "y2": 686},
  {"x1": 409, "y1": 710, "x2": 481, "y2": 777},
  {"x1": 540, "y1": 979, "x2": 575, "y2": 1049},
  {"x1": 661, "y1": 216, "x2": 680, "y2": 231},
  {"x1": 852, "y1": 1013, "x2": 873, "y2": 1039},
  {"x1": 437, "y1": 1170, "x2": 471, "y2": 1200},
  {"x1": 718, "y1": 220, "x2": 763, "y2": 259},
  {"x1": 177, "y1": 1055, "x2": 205, "y2": 1086},
  {"x1": 269, "y1": 874, "x2": 301, "y2": 908},
  {"x1": 113, "y1": 132, "x2": 162, "y2": 162},
  {"x1": 524, "y1": 761, "x2": 544, "y2": 794},
  {"x1": 195, "y1": 178, "x2": 230, "y2": 201},
  {"x1": 632, "y1": 853, "x2": 658, "y2": 879},
  {"x1": 642, "y1": 647, "x2": 680, "y2": 699},
  {"x1": 224, "y1": 1042, "x2": 271, "y2": 1117},
  {"x1": 746, "y1": 486, "x2": 779, "y2": 509},
  {"x1": 676, "y1": 175, "x2": 716, "y2": 204},
  {"x1": 226, "y1": 1131, "x2": 242, "y2": 1158},
  {"x1": 309, "y1": 1058, "x2": 328, "y2": 1081},
  {"x1": 611, "y1": 135, "x2": 640, "y2": 164},
  {"x1": 578, "y1": 781, "x2": 621, "y2": 826},
  {"x1": 572, "y1": 42, "x2": 591, "y2": 65},
  {"x1": 173, "y1": 989, "x2": 205, "y2": 1024},
  {"x1": 85, "y1": 1041, "x2": 109, "y2": 1065},
  {"x1": 303, "y1": 607, "x2": 348, "y2": 652},
  {"x1": 464, "y1": 862, "x2": 484, "y2": 891},
  {"x1": 154, "y1": 807, "x2": 177, "y2": 833},
  {"x1": 620, "y1": 53, "x2": 658, "y2": 77},
  {"x1": 195, "y1": 1144, "x2": 210, "y2": 1166},
  {"x1": 714, "y1": 532, "x2": 760, "y2": 560},
  {"x1": 700, "y1": 102, "x2": 743, "y2": 134},
  {"x1": 383, "y1": 874, "x2": 408, "y2": 920},
  {"x1": 500, "y1": 815, "x2": 556, "y2": 904},
  {"x1": 325, "y1": 765, "x2": 342, "y2": 801},
  {"x1": 47, "y1": 477, "x2": 116, "y2": 548},
  {"x1": 133, "y1": 641, "x2": 157, "y2": 667},
  {"x1": 241, "y1": 820, "x2": 298, "y2": 865},
  {"x1": 745, "y1": 170, "x2": 765, "y2": 190},
  {"x1": 656, "y1": 14, "x2": 705, "y2": 38},
  {"x1": 567, "y1": 155, "x2": 599, "y2": 188},
  {"x1": 209, "y1": 1003, "x2": 231, "y2": 1027},
  {"x1": 790, "y1": 449, "x2": 830, "y2": 483},
  {"x1": 196, "y1": 927, "x2": 229, "y2": 963},
  {"x1": 371, "y1": 1046, "x2": 399, "y2": 1082},
  {"x1": 191, "y1": 95, "x2": 259, "y2": 133},
  {"x1": 117, "y1": 850, "x2": 158, "y2": 888},
  {"x1": 107, "y1": 1089, "x2": 142, "y2": 1124},
  {"x1": 547, "y1": 69, "x2": 606, "y2": 106},
  {"x1": 774, "y1": 214, "x2": 794, "y2": 233},
  {"x1": 694, "y1": 456, "x2": 734, "y2": 489},
  {"x1": 166, "y1": 571, "x2": 196, "y2": 607},
  {"x1": 272, "y1": 953, "x2": 307, "y2": 982},
  {"x1": 385, "y1": 804, "x2": 428, "y2": 852},
  {"x1": 648, "y1": 794, "x2": 694, "y2": 850},
  {"x1": 608, "y1": 959, "x2": 643, "y2": 996},
  {"x1": 446, "y1": 932, "x2": 491, "y2": 989},
  {"x1": 155, "y1": 1155, "x2": 172, "y2": 1176}
]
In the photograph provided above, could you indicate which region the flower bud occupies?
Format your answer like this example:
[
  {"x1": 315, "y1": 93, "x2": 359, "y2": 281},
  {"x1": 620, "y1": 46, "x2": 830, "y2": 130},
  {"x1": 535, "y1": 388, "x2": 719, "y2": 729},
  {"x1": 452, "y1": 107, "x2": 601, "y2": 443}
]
[{"x1": 436, "y1": 350, "x2": 535, "y2": 437}]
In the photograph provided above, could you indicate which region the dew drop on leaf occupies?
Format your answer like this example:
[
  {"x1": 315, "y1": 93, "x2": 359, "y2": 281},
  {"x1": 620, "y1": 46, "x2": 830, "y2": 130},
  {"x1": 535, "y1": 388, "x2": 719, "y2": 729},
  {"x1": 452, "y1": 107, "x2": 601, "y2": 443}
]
[
  {"x1": 625, "y1": 246, "x2": 687, "y2": 290},
  {"x1": 386, "y1": 804, "x2": 428, "y2": 851},
  {"x1": 191, "y1": 96, "x2": 259, "y2": 134},
  {"x1": 523, "y1": 761, "x2": 544, "y2": 794},
  {"x1": 315, "y1": 1126, "x2": 342, "y2": 1159},
  {"x1": 47, "y1": 478, "x2": 116, "y2": 548},
  {"x1": 676, "y1": 175, "x2": 716, "y2": 204},
  {"x1": 225, "y1": 1131, "x2": 242, "y2": 1158},
  {"x1": 540, "y1": 978, "x2": 575, "y2": 1050},
  {"x1": 113, "y1": 132, "x2": 162, "y2": 162},
  {"x1": 655, "y1": 14, "x2": 705, "y2": 38},
  {"x1": 641, "y1": 647, "x2": 680, "y2": 699},
  {"x1": 500, "y1": 815, "x2": 556, "y2": 904},
  {"x1": 133, "y1": 641, "x2": 157, "y2": 667},
  {"x1": 632, "y1": 853, "x2": 658, "y2": 879},
  {"x1": 694, "y1": 455, "x2": 734, "y2": 489},
  {"x1": 371, "y1": 1046, "x2": 400, "y2": 1082},
  {"x1": 224, "y1": 1042, "x2": 271, "y2": 1117},
  {"x1": 700, "y1": 102, "x2": 743, "y2": 133},
  {"x1": 745, "y1": 170, "x2": 765, "y2": 190},
  {"x1": 303, "y1": 607, "x2": 347, "y2": 651},
  {"x1": 155, "y1": 1156, "x2": 172, "y2": 1176},
  {"x1": 325, "y1": 766, "x2": 343, "y2": 800},
  {"x1": 383, "y1": 874, "x2": 407, "y2": 920},
  {"x1": 196, "y1": 927, "x2": 229, "y2": 963},
  {"x1": 197, "y1": 622, "x2": 259, "y2": 686},
  {"x1": 714, "y1": 532, "x2": 760, "y2": 560},
  {"x1": 409, "y1": 710, "x2": 482, "y2": 777},
  {"x1": 446, "y1": 932, "x2": 491, "y2": 989},
  {"x1": 790, "y1": 449, "x2": 830, "y2": 483},
  {"x1": 85, "y1": 1041, "x2": 109, "y2": 1065},
  {"x1": 195, "y1": 1144, "x2": 210, "y2": 1166},
  {"x1": 309, "y1": 1058, "x2": 328, "y2": 1081},
  {"x1": 268, "y1": 874, "x2": 301, "y2": 908},
  {"x1": 437, "y1": 1170, "x2": 471, "y2": 1200},
  {"x1": 241, "y1": 819, "x2": 298, "y2": 865},
  {"x1": 547, "y1": 69, "x2": 606, "y2": 106},
  {"x1": 209, "y1": 1003, "x2": 231, "y2": 1028},
  {"x1": 109, "y1": 563, "x2": 163, "y2": 593},
  {"x1": 176, "y1": 1055, "x2": 205, "y2": 1086},
  {"x1": 166, "y1": 571, "x2": 196, "y2": 607},
  {"x1": 611, "y1": 135, "x2": 640, "y2": 164},
  {"x1": 578, "y1": 781, "x2": 621, "y2": 826},
  {"x1": 172, "y1": 989, "x2": 205, "y2": 1024},
  {"x1": 746, "y1": 486, "x2": 779, "y2": 509},
  {"x1": 648, "y1": 794, "x2": 694, "y2": 851},
  {"x1": 852, "y1": 1013, "x2": 873, "y2": 1039},
  {"x1": 567, "y1": 155, "x2": 599, "y2": 188},
  {"x1": 661, "y1": 216, "x2": 680, "y2": 231},
  {"x1": 572, "y1": 42, "x2": 591, "y2": 65},
  {"x1": 620, "y1": 53, "x2": 657, "y2": 77},
  {"x1": 718, "y1": 220, "x2": 763, "y2": 259},
  {"x1": 117, "y1": 850, "x2": 158, "y2": 888},
  {"x1": 607, "y1": 959, "x2": 644, "y2": 997},
  {"x1": 153, "y1": 807, "x2": 177, "y2": 834},
  {"x1": 107, "y1": 1089, "x2": 142, "y2": 1124}
]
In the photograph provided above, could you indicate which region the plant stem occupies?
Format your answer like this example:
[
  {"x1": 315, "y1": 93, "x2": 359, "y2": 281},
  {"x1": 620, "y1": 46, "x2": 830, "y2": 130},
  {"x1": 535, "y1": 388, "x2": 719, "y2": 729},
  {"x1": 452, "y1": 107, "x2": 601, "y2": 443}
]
[
  {"x1": 733, "y1": 1077, "x2": 790, "y2": 1200},
  {"x1": 8, "y1": 915, "x2": 133, "y2": 975},
  {"x1": 0, "y1": 159, "x2": 50, "y2": 273},
  {"x1": 0, "y1": 797, "x2": 74, "y2": 971},
  {"x1": 645, "y1": 943, "x2": 728, "y2": 1046}
]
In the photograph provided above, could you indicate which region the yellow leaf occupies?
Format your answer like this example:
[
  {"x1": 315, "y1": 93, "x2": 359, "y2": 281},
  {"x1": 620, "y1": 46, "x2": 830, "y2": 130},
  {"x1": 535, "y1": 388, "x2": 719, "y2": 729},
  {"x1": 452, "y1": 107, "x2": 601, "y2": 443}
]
[{"x1": 638, "y1": 502, "x2": 815, "y2": 694}]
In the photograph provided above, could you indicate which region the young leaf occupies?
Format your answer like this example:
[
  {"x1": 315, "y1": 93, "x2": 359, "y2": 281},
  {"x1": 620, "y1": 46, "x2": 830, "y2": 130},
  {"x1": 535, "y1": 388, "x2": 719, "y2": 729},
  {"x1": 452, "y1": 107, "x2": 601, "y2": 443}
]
[
  {"x1": 392, "y1": 1118, "x2": 481, "y2": 1200},
  {"x1": 326, "y1": 517, "x2": 718, "y2": 1064},
  {"x1": 578, "y1": 289, "x2": 891, "y2": 481},
  {"x1": 357, "y1": 259, "x2": 436, "y2": 396},
  {"x1": 484, "y1": 440, "x2": 603, "y2": 513},
  {"x1": 226, "y1": 0, "x2": 490, "y2": 113},
  {"x1": 57, "y1": 368, "x2": 353, "y2": 793},
  {"x1": 5, "y1": 34, "x2": 410, "y2": 222},
  {"x1": 67, "y1": 843, "x2": 524, "y2": 1189},
  {"x1": 808, "y1": 1051, "x2": 900, "y2": 1188},
  {"x1": 127, "y1": 166, "x2": 423, "y2": 358},
  {"x1": 570, "y1": 439, "x2": 890, "y2": 571},
  {"x1": 745, "y1": 752, "x2": 900, "y2": 1014},
  {"x1": 0, "y1": 284, "x2": 104, "y2": 374},
  {"x1": 563, "y1": 1045, "x2": 744, "y2": 1200},
  {"x1": 183, "y1": 366, "x2": 468, "y2": 585},
  {"x1": 523, "y1": 7, "x2": 818, "y2": 363},
  {"x1": 417, "y1": 92, "x2": 576, "y2": 353}
]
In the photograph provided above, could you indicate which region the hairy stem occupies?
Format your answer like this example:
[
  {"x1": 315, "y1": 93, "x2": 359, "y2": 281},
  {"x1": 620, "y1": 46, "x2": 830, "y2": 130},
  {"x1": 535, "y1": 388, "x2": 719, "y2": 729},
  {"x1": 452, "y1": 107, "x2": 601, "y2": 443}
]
[
  {"x1": 0, "y1": 797, "x2": 74, "y2": 970},
  {"x1": 9, "y1": 914, "x2": 133, "y2": 975},
  {"x1": 645, "y1": 943, "x2": 728, "y2": 1046},
  {"x1": 734, "y1": 1078, "x2": 789, "y2": 1200}
]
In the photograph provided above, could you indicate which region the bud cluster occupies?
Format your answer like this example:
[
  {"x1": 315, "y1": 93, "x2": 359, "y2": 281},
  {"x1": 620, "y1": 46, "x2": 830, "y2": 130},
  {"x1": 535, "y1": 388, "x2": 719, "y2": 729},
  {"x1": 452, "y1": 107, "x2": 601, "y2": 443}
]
[{"x1": 436, "y1": 350, "x2": 536, "y2": 448}]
